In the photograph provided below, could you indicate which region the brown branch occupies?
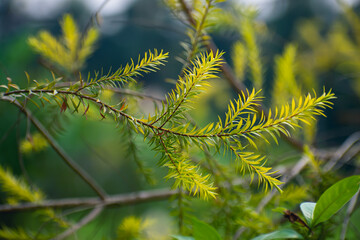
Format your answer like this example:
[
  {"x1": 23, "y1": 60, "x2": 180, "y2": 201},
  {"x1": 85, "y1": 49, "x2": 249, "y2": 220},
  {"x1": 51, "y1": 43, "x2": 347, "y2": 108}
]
[
  {"x1": 53, "y1": 204, "x2": 104, "y2": 240},
  {"x1": 0, "y1": 188, "x2": 178, "y2": 212},
  {"x1": 1, "y1": 97, "x2": 107, "y2": 200}
]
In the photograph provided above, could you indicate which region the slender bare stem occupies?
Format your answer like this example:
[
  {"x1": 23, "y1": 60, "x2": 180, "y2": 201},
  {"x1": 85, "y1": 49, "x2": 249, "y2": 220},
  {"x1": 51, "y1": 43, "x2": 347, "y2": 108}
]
[
  {"x1": 323, "y1": 131, "x2": 360, "y2": 172},
  {"x1": 1, "y1": 97, "x2": 107, "y2": 200},
  {"x1": 340, "y1": 191, "x2": 359, "y2": 240},
  {"x1": 53, "y1": 204, "x2": 104, "y2": 240}
]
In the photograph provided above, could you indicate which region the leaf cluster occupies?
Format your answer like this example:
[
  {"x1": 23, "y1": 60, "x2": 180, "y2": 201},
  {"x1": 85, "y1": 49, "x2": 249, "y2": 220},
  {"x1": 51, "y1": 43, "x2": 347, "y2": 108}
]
[{"x1": 28, "y1": 14, "x2": 98, "y2": 73}]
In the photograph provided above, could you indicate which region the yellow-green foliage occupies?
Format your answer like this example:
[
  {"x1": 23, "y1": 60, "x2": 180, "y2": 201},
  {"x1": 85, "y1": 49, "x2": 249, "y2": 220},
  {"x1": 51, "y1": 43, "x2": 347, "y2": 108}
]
[
  {"x1": 1, "y1": 49, "x2": 335, "y2": 199},
  {"x1": 148, "y1": 51, "x2": 224, "y2": 199},
  {"x1": 303, "y1": 145, "x2": 321, "y2": 173},
  {"x1": 192, "y1": 0, "x2": 225, "y2": 31},
  {"x1": 237, "y1": 209, "x2": 274, "y2": 237},
  {"x1": 170, "y1": 0, "x2": 225, "y2": 68},
  {"x1": 231, "y1": 41, "x2": 247, "y2": 81},
  {"x1": 0, "y1": 227, "x2": 34, "y2": 240},
  {"x1": 240, "y1": 17, "x2": 263, "y2": 89},
  {"x1": 117, "y1": 216, "x2": 152, "y2": 240},
  {"x1": 272, "y1": 44, "x2": 301, "y2": 107},
  {"x1": 0, "y1": 2, "x2": 346, "y2": 239},
  {"x1": 28, "y1": 14, "x2": 98, "y2": 73},
  {"x1": 217, "y1": 5, "x2": 263, "y2": 89},
  {"x1": 0, "y1": 166, "x2": 43, "y2": 203},
  {"x1": 277, "y1": 184, "x2": 308, "y2": 205},
  {"x1": 297, "y1": 5, "x2": 360, "y2": 97},
  {"x1": 20, "y1": 132, "x2": 49, "y2": 154},
  {"x1": 272, "y1": 44, "x2": 319, "y2": 142},
  {"x1": 0, "y1": 166, "x2": 68, "y2": 229},
  {"x1": 2, "y1": 13, "x2": 336, "y2": 201},
  {"x1": 149, "y1": 51, "x2": 224, "y2": 128},
  {"x1": 78, "y1": 49, "x2": 168, "y2": 92},
  {"x1": 164, "y1": 153, "x2": 218, "y2": 199}
]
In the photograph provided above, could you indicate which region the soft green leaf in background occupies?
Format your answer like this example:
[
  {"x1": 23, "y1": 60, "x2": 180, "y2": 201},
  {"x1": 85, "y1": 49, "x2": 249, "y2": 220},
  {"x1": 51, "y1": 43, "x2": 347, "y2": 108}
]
[
  {"x1": 251, "y1": 229, "x2": 303, "y2": 240},
  {"x1": 312, "y1": 175, "x2": 360, "y2": 227},
  {"x1": 300, "y1": 202, "x2": 316, "y2": 226},
  {"x1": 172, "y1": 235, "x2": 195, "y2": 240},
  {"x1": 191, "y1": 217, "x2": 221, "y2": 240}
]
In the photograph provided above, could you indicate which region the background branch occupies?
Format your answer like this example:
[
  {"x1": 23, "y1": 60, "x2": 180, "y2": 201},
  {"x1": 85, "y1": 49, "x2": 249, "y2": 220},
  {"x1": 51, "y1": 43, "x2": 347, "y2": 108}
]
[
  {"x1": 0, "y1": 188, "x2": 178, "y2": 212},
  {"x1": 1, "y1": 97, "x2": 107, "y2": 200},
  {"x1": 53, "y1": 204, "x2": 104, "y2": 240},
  {"x1": 323, "y1": 131, "x2": 360, "y2": 172},
  {"x1": 340, "y1": 191, "x2": 359, "y2": 240}
]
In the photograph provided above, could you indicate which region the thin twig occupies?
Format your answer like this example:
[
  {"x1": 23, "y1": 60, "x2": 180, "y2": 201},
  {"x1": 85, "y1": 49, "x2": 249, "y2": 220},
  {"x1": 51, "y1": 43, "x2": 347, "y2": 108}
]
[
  {"x1": 335, "y1": 143, "x2": 360, "y2": 170},
  {"x1": 52, "y1": 204, "x2": 104, "y2": 240},
  {"x1": 323, "y1": 131, "x2": 360, "y2": 172},
  {"x1": 340, "y1": 191, "x2": 359, "y2": 240},
  {"x1": 1, "y1": 97, "x2": 107, "y2": 200},
  {"x1": 54, "y1": 82, "x2": 165, "y2": 102},
  {"x1": 0, "y1": 188, "x2": 178, "y2": 212},
  {"x1": 12, "y1": 98, "x2": 33, "y2": 187},
  {"x1": 106, "y1": 87, "x2": 165, "y2": 102},
  {"x1": 16, "y1": 124, "x2": 33, "y2": 187}
]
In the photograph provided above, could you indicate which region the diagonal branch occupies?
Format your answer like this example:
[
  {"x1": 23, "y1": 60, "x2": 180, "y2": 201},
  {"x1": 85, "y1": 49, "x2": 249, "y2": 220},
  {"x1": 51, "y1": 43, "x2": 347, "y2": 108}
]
[
  {"x1": 340, "y1": 190, "x2": 359, "y2": 240},
  {"x1": 323, "y1": 131, "x2": 360, "y2": 172},
  {"x1": 1, "y1": 97, "x2": 107, "y2": 200},
  {"x1": 53, "y1": 204, "x2": 104, "y2": 240}
]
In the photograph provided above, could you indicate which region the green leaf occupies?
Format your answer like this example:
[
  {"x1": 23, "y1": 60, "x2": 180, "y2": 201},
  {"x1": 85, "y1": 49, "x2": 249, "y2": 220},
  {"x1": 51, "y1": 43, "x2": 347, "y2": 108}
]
[
  {"x1": 191, "y1": 217, "x2": 221, "y2": 240},
  {"x1": 300, "y1": 202, "x2": 316, "y2": 226},
  {"x1": 172, "y1": 235, "x2": 194, "y2": 240},
  {"x1": 251, "y1": 229, "x2": 303, "y2": 240},
  {"x1": 312, "y1": 175, "x2": 360, "y2": 227}
]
